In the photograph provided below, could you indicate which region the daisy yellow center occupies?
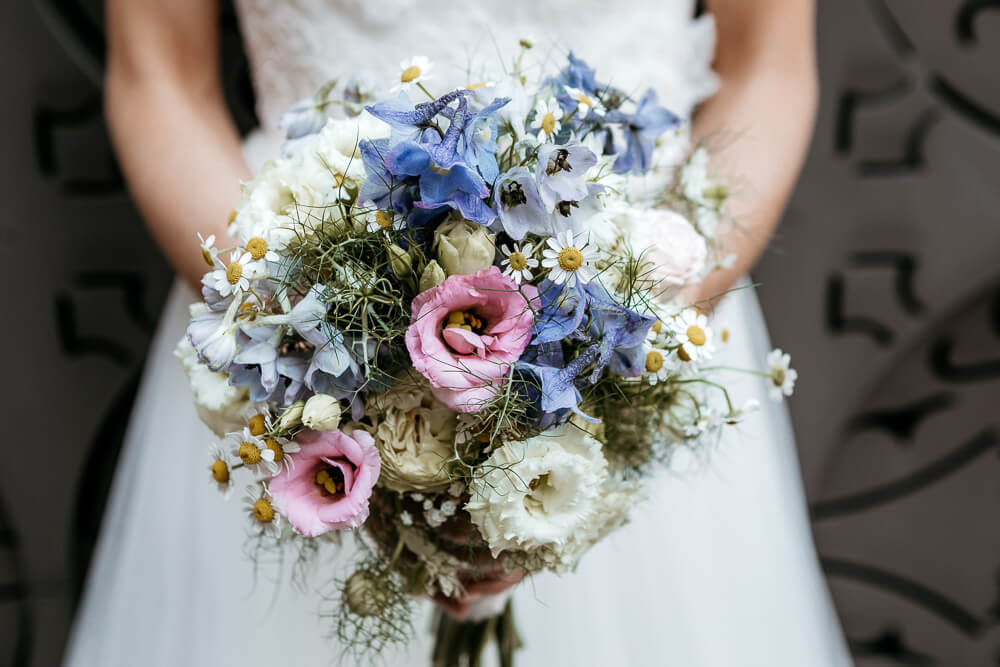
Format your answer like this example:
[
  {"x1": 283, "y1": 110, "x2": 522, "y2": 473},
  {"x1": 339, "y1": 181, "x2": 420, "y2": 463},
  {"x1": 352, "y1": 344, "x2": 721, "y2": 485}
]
[
  {"x1": 252, "y1": 498, "x2": 274, "y2": 523},
  {"x1": 248, "y1": 414, "x2": 267, "y2": 436},
  {"x1": 686, "y1": 325, "x2": 707, "y2": 346},
  {"x1": 246, "y1": 237, "x2": 268, "y2": 261},
  {"x1": 238, "y1": 302, "x2": 259, "y2": 321},
  {"x1": 677, "y1": 347, "x2": 692, "y2": 363},
  {"x1": 376, "y1": 210, "x2": 394, "y2": 230},
  {"x1": 201, "y1": 247, "x2": 214, "y2": 267},
  {"x1": 772, "y1": 368, "x2": 787, "y2": 387},
  {"x1": 225, "y1": 261, "x2": 243, "y2": 285},
  {"x1": 645, "y1": 350, "x2": 664, "y2": 373},
  {"x1": 265, "y1": 438, "x2": 284, "y2": 463},
  {"x1": 445, "y1": 310, "x2": 485, "y2": 333},
  {"x1": 400, "y1": 65, "x2": 421, "y2": 83},
  {"x1": 316, "y1": 468, "x2": 345, "y2": 497},
  {"x1": 333, "y1": 172, "x2": 345, "y2": 187},
  {"x1": 652, "y1": 320, "x2": 663, "y2": 334},
  {"x1": 721, "y1": 328, "x2": 731, "y2": 343},
  {"x1": 227, "y1": 209, "x2": 238, "y2": 225},
  {"x1": 238, "y1": 441, "x2": 261, "y2": 465},
  {"x1": 541, "y1": 112, "x2": 557, "y2": 135},
  {"x1": 557, "y1": 247, "x2": 584, "y2": 271},
  {"x1": 576, "y1": 93, "x2": 594, "y2": 108},
  {"x1": 508, "y1": 252, "x2": 528, "y2": 271},
  {"x1": 210, "y1": 459, "x2": 229, "y2": 484}
]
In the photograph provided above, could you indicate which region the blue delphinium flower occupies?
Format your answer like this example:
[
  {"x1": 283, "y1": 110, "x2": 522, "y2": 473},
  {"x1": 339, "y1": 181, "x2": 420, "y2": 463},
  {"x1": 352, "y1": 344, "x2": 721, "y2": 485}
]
[
  {"x1": 606, "y1": 89, "x2": 680, "y2": 173},
  {"x1": 493, "y1": 167, "x2": 551, "y2": 239},
  {"x1": 460, "y1": 96, "x2": 510, "y2": 183},
  {"x1": 288, "y1": 284, "x2": 360, "y2": 396},
  {"x1": 554, "y1": 52, "x2": 601, "y2": 95},
  {"x1": 366, "y1": 89, "x2": 469, "y2": 142},
  {"x1": 535, "y1": 142, "x2": 598, "y2": 208}
]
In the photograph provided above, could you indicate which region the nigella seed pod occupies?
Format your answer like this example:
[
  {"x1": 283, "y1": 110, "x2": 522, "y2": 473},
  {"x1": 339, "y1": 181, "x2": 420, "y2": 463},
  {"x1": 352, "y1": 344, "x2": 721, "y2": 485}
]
[{"x1": 344, "y1": 570, "x2": 390, "y2": 618}]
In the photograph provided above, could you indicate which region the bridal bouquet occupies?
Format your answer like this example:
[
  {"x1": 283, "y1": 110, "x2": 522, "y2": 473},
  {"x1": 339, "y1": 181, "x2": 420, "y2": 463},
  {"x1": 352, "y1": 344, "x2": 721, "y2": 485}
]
[{"x1": 176, "y1": 44, "x2": 796, "y2": 664}]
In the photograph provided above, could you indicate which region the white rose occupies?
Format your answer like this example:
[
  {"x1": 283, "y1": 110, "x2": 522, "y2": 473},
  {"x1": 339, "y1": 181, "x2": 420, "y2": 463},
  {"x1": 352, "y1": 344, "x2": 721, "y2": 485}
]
[
  {"x1": 632, "y1": 209, "x2": 707, "y2": 300},
  {"x1": 465, "y1": 426, "x2": 617, "y2": 572},
  {"x1": 433, "y1": 218, "x2": 496, "y2": 276},
  {"x1": 302, "y1": 393, "x2": 343, "y2": 431},
  {"x1": 367, "y1": 383, "x2": 458, "y2": 492},
  {"x1": 174, "y1": 335, "x2": 250, "y2": 437}
]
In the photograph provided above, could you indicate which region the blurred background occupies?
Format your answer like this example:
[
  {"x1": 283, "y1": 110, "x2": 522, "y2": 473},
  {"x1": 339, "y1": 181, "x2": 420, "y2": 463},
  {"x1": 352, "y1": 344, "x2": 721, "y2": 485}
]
[{"x1": 1, "y1": 0, "x2": 998, "y2": 665}]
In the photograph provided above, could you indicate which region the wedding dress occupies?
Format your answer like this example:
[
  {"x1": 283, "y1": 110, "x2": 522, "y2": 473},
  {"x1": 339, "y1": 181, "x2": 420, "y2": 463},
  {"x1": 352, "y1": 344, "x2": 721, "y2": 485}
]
[{"x1": 63, "y1": 1, "x2": 853, "y2": 665}]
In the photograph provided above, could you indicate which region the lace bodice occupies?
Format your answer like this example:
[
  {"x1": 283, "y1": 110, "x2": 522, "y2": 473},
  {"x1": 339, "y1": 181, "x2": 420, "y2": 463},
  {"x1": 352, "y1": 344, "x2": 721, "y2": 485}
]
[{"x1": 234, "y1": 0, "x2": 718, "y2": 132}]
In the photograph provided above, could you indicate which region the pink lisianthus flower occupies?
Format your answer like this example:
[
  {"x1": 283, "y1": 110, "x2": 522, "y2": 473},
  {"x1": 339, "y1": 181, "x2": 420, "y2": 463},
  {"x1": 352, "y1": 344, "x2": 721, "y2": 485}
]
[
  {"x1": 268, "y1": 429, "x2": 380, "y2": 536},
  {"x1": 406, "y1": 266, "x2": 538, "y2": 412}
]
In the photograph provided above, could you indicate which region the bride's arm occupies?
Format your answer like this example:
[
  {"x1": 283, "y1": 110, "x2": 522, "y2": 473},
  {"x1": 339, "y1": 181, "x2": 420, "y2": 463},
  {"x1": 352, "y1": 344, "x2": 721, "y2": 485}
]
[
  {"x1": 105, "y1": 0, "x2": 251, "y2": 289},
  {"x1": 690, "y1": 0, "x2": 818, "y2": 306}
]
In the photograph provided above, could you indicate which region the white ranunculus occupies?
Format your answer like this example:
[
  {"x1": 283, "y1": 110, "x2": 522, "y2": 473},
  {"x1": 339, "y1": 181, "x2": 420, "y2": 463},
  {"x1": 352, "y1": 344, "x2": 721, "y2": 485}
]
[
  {"x1": 174, "y1": 336, "x2": 250, "y2": 437},
  {"x1": 631, "y1": 209, "x2": 707, "y2": 300},
  {"x1": 367, "y1": 382, "x2": 458, "y2": 492},
  {"x1": 465, "y1": 426, "x2": 619, "y2": 571},
  {"x1": 433, "y1": 218, "x2": 496, "y2": 276}
]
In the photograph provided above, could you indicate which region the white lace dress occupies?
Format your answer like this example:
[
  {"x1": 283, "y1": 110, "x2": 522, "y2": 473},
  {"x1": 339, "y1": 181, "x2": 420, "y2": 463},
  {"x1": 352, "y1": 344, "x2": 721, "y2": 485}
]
[{"x1": 63, "y1": 1, "x2": 852, "y2": 665}]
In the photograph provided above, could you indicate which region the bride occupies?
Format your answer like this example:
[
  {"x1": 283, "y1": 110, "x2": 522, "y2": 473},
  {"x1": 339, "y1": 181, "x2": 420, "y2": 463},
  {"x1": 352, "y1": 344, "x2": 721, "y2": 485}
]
[{"x1": 64, "y1": 1, "x2": 852, "y2": 665}]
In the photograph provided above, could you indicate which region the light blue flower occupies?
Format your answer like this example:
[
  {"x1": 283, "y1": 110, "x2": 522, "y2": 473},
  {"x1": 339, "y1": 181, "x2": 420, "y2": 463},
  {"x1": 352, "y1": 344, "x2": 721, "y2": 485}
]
[
  {"x1": 606, "y1": 89, "x2": 680, "y2": 173},
  {"x1": 493, "y1": 167, "x2": 551, "y2": 239},
  {"x1": 535, "y1": 143, "x2": 597, "y2": 208}
]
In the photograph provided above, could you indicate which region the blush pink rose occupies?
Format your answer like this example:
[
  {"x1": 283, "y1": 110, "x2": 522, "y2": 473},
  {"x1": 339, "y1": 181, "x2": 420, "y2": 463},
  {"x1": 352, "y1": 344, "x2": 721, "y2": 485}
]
[
  {"x1": 642, "y1": 209, "x2": 707, "y2": 296},
  {"x1": 406, "y1": 266, "x2": 538, "y2": 412},
  {"x1": 268, "y1": 429, "x2": 380, "y2": 536}
]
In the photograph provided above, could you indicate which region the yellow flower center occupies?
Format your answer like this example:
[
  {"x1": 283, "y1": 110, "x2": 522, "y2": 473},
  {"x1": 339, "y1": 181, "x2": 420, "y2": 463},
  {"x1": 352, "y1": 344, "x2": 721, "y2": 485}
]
[
  {"x1": 333, "y1": 172, "x2": 345, "y2": 188},
  {"x1": 721, "y1": 328, "x2": 730, "y2": 343},
  {"x1": 266, "y1": 438, "x2": 284, "y2": 463},
  {"x1": 445, "y1": 310, "x2": 485, "y2": 333},
  {"x1": 227, "y1": 209, "x2": 238, "y2": 225},
  {"x1": 677, "y1": 347, "x2": 692, "y2": 363},
  {"x1": 466, "y1": 82, "x2": 487, "y2": 90},
  {"x1": 210, "y1": 459, "x2": 229, "y2": 484},
  {"x1": 541, "y1": 112, "x2": 557, "y2": 135},
  {"x1": 771, "y1": 368, "x2": 787, "y2": 387},
  {"x1": 376, "y1": 210, "x2": 394, "y2": 230},
  {"x1": 557, "y1": 247, "x2": 584, "y2": 271},
  {"x1": 576, "y1": 93, "x2": 595, "y2": 108},
  {"x1": 225, "y1": 261, "x2": 243, "y2": 285},
  {"x1": 252, "y1": 498, "x2": 274, "y2": 523},
  {"x1": 238, "y1": 441, "x2": 261, "y2": 465},
  {"x1": 645, "y1": 350, "x2": 664, "y2": 373},
  {"x1": 400, "y1": 65, "x2": 421, "y2": 83},
  {"x1": 508, "y1": 252, "x2": 528, "y2": 271},
  {"x1": 652, "y1": 320, "x2": 663, "y2": 334},
  {"x1": 686, "y1": 325, "x2": 707, "y2": 346},
  {"x1": 238, "y1": 302, "x2": 258, "y2": 321},
  {"x1": 316, "y1": 468, "x2": 345, "y2": 497},
  {"x1": 201, "y1": 247, "x2": 214, "y2": 267},
  {"x1": 246, "y1": 237, "x2": 268, "y2": 261},
  {"x1": 248, "y1": 414, "x2": 267, "y2": 436}
]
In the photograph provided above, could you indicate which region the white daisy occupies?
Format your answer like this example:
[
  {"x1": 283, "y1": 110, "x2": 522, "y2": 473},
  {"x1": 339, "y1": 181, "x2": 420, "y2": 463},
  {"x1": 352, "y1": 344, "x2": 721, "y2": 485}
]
[
  {"x1": 242, "y1": 483, "x2": 282, "y2": 537},
  {"x1": 500, "y1": 242, "x2": 539, "y2": 284},
  {"x1": 207, "y1": 443, "x2": 234, "y2": 498},
  {"x1": 365, "y1": 208, "x2": 404, "y2": 235},
  {"x1": 642, "y1": 344, "x2": 673, "y2": 385},
  {"x1": 209, "y1": 251, "x2": 252, "y2": 297},
  {"x1": 674, "y1": 309, "x2": 715, "y2": 363},
  {"x1": 530, "y1": 97, "x2": 564, "y2": 143},
  {"x1": 197, "y1": 233, "x2": 218, "y2": 268},
  {"x1": 563, "y1": 86, "x2": 604, "y2": 115},
  {"x1": 228, "y1": 428, "x2": 279, "y2": 476},
  {"x1": 263, "y1": 436, "x2": 301, "y2": 473},
  {"x1": 541, "y1": 230, "x2": 599, "y2": 286},
  {"x1": 391, "y1": 56, "x2": 434, "y2": 92},
  {"x1": 765, "y1": 348, "x2": 798, "y2": 401}
]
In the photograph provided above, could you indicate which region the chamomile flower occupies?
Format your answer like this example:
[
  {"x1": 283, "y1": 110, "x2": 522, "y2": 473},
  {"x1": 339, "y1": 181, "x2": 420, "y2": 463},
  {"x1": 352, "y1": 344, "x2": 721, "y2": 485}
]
[
  {"x1": 209, "y1": 251, "x2": 252, "y2": 297},
  {"x1": 392, "y1": 56, "x2": 433, "y2": 92},
  {"x1": 261, "y1": 436, "x2": 301, "y2": 473},
  {"x1": 563, "y1": 86, "x2": 604, "y2": 115},
  {"x1": 228, "y1": 428, "x2": 279, "y2": 476},
  {"x1": 530, "y1": 97, "x2": 563, "y2": 143},
  {"x1": 541, "y1": 230, "x2": 599, "y2": 286},
  {"x1": 197, "y1": 233, "x2": 218, "y2": 268},
  {"x1": 365, "y1": 208, "x2": 404, "y2": 235},
  {"x1": 500, "y1": 242, "x2": 539, "y2": 284},
  {"x1": 765, "y1": 348, "x2": 797, "y2": 401},
  {"x1": 242, "y1": 483, "x2": 282, "y2": 537},
  {"x1": 674, "y1": 309, "x2": 715, "y2": 363},
  {"x1": 642, "y1": 344, "x2": 673, "y2": 385},
  {"x1": 207, "y1": 443, "x2": 234, "y2": 498}
]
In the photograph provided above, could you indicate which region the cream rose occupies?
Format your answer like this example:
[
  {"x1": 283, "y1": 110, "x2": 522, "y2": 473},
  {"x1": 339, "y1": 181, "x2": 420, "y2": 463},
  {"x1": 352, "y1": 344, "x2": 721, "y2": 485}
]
[{"x1": 432, "y1": 217, "x2": 496, "y2": 276}]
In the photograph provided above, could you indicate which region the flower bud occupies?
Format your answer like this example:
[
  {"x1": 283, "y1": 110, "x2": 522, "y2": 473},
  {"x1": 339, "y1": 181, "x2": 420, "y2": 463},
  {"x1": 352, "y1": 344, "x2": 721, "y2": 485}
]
[
  {"x1": 344, "y1": 570, "x2": 389, "y2": 618},
  {"x1": 433, "y1": 218, "x2": 496, "y2": 276},
  {"x1": 387, "y1": 244, "x2": 412, "y2": 277},
  {"x1": 276, "y1": 400, "x2": 305, "y2": 430},
  {"x1": 302, "y1": 394, "x2": 342, "y2": 431},
  {"x1": 418, "y1": 260, "x2": 447, "y2": 292}
]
